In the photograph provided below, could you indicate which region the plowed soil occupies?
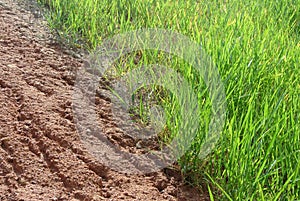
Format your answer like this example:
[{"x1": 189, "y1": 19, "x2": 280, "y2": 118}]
[{"x1": 0, "y1": 0, "x2": 208, "y2": 200}]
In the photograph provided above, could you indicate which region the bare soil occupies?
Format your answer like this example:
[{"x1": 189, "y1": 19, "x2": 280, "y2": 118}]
[{"x1": 0, "y1": 0, "x2": 208, "y2": 200}]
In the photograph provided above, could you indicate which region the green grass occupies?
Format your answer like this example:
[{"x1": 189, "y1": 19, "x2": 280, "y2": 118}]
[{"x1": 38, "y1": 0, "x2": 300, "y2": 200}]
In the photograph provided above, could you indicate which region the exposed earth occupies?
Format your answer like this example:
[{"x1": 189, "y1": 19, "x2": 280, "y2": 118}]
[{"x1": 0, "y1": 0, "x2": 208, "y2": 200}]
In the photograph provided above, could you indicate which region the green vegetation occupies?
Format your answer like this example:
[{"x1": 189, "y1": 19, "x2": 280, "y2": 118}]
[{"x1": 38, "y1": 0, "x2": 300, "y2": 200}]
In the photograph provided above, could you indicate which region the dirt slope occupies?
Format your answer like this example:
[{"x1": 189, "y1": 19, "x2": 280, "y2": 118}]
[{"x1": 0, "y1": 0, "x2": 208, "y2": 200}]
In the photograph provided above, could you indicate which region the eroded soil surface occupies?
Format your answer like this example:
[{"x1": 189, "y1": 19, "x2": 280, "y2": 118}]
[{"x1": 0, "y1": 0, "x2": 208, "y2": 200}]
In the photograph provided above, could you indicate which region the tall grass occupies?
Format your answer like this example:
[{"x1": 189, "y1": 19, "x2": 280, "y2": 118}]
[{"x1": 39, "y1": 0, "x2": 300, "y2": 200}]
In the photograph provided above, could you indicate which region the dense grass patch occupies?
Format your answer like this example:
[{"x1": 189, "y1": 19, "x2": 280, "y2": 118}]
[{"x1": 39, "y1": 0, "x2": 300, "y2": 200}]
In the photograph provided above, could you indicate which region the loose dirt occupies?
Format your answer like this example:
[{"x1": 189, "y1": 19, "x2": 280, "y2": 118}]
[{"x1": 0, "y1": 0, "x2": 208, "y2": 200}]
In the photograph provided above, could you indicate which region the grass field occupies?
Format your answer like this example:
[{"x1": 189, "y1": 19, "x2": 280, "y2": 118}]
[{"x1": 38, "y1": 0, "x2": 300, "y2": 200}]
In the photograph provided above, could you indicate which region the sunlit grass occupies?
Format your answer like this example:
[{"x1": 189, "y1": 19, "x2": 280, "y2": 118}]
[{"x1": 38, "y1": 0, "x2": 300, "y2": 200}]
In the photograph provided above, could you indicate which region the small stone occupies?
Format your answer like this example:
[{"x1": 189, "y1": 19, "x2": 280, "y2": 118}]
[
  {"x1": 17, "y1": 177, "x2": 27, "y2": 186},
  {"x1": 7, "y1": 64, "x2": 17, "y2": 68},
  {"x1": 50, "y1": 196, "x2": 58, "y2": 201},
  {"x1": 136, "y1": 140, "x2": 143, "y2": 149}
]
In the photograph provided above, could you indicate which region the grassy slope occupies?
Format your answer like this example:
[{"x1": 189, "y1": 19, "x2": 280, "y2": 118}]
[{"x1": 39, "y1": 0, "x2": 300, "y2": 200}]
